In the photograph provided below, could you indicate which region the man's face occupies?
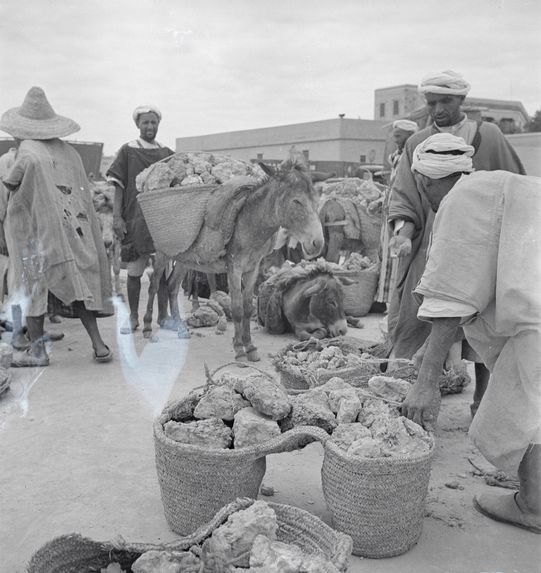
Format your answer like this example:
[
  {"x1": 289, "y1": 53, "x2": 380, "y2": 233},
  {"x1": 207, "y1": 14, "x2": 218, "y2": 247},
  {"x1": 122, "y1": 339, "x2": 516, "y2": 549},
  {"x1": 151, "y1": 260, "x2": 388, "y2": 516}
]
[
  {"x1": 414, "y1": 172, "x2": 460, "y2": 211},
  {"x1": 425, "y1": 93, "x2": 465, "y2": 127},
  {"x1": 392, "y1": 128, "x2": 413, "y2": 150},
  {"x1": 137, "y1": 112, "x2": 160, "y2": 142}
]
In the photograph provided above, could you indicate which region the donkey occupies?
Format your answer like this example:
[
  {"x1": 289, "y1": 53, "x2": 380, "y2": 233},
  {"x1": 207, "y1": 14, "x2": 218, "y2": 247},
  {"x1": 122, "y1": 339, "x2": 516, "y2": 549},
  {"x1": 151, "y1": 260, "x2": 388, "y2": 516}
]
[
  {"x1": 91, "y1": 182, "x2": 122, "y2": 299},
  {"x1": 143, "y1": 156, "x2": 326, "y2": 361}
]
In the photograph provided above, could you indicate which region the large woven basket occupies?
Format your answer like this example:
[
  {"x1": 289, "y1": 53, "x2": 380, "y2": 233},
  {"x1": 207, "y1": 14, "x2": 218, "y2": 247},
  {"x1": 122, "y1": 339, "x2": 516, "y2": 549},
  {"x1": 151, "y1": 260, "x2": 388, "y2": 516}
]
[
  {"x1": 273, "y1": 336, "x2": 387, "y2": 394},
  {"x1": 27, "y1": 498, "x2": 353, "y2": 572},
  {"x1": 333, "y1": 264, "x2": 380, "y2": 317},
  {"x1": 155, "y1": 393, "x2": 329, "y2": 535},
  {"x1": 137, "y1": 184, "x2": 217, "y2": 258},
  {"x1": 321, "y1": 437, "x2": 435, "y2": 558}
]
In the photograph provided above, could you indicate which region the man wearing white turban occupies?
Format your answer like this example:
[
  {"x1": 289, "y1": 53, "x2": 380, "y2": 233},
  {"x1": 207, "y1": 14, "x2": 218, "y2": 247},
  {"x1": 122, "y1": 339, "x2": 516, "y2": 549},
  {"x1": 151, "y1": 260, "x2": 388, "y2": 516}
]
[
  {"x1": 385, "y1": 69, "x2": 525, "y2": 416},
  {"x1": 375, "y1": 119, "x2": 418, "y2": 304},
  {"x1": 400, "y1": 139, "x2": 541, "y2": 533},
  {"x1": 107, "y1": 106, "x2": 173, "y2": 334}
]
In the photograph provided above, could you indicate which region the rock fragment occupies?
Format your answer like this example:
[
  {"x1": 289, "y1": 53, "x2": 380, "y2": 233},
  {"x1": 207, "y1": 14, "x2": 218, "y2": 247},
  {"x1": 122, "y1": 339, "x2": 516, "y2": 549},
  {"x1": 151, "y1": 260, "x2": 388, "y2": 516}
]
[{"x1": 164, "y1": 418, "x2": 232, "y2": 449}]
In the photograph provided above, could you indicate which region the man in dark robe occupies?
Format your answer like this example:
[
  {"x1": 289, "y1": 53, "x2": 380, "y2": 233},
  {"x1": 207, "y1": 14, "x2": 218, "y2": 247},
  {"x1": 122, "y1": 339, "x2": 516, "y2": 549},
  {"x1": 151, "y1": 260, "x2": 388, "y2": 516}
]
[{"x1": 107, "y1": 106, "x2": 173, "y2": 334}]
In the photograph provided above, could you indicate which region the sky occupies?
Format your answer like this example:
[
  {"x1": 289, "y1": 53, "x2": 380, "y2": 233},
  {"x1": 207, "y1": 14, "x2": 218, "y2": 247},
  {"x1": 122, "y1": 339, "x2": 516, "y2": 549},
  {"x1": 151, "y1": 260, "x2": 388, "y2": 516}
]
[{"x1": 0, "y1": 0, "x2": 540, "y2": 155}]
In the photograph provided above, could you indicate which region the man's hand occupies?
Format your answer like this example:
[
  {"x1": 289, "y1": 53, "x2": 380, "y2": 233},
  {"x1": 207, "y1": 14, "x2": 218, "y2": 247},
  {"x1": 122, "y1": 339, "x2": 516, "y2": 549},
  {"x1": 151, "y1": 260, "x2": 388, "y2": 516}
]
[
  {"x1": 401, "y1": 381, "x2": 441, "y2": 431},
  {"x1": 389, "y1": 235, "x2": 412, "y2": 258},
  {"x1": 113, "y1": 216, "x2": 126, "y2": 240}
]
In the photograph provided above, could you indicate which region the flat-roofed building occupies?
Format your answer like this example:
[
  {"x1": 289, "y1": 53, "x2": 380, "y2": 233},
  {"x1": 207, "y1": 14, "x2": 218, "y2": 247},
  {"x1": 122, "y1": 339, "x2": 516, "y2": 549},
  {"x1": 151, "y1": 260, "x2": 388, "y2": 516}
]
[{"x1": 175, "y1": 117, "x2": 390, "y2": 177}]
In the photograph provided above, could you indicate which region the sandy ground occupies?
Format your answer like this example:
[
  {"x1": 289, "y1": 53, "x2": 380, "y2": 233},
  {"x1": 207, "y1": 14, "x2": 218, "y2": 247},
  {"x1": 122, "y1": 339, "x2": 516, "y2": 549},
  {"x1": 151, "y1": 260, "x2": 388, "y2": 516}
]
[{"x1": 0, "y1": 273, "x2": 539, "y2": 573}]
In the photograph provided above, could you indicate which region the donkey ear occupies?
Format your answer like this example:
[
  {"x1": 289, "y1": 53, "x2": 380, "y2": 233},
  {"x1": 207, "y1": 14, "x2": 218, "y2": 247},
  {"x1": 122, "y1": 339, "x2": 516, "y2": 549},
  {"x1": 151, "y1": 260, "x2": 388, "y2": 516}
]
[
  {"x1": 311, "y1": 171, "x2": 336, "y2": 183},
  {"x1": 259, "y1": 162, "x2": 275, "y2": 177},
  {"x1": 302, "y1": 280, "x2": 324, "y2": 298},
  {"x1": 337, "y1": 275, "x2": 356, "y2": 286}
]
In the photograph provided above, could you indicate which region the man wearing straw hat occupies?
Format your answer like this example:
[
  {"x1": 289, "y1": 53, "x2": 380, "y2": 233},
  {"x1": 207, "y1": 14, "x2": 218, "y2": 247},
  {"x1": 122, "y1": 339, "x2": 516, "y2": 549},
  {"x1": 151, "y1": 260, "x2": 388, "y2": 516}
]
[
  {"x1": 106, "y1": 106, "x2": 173, "y2": 335},
  {"x1": 0, "y1": 86, "x2": 113, "y2": 366},
  {"x1": 402, "y1": 132, "x2": 541, "y2": 534}
]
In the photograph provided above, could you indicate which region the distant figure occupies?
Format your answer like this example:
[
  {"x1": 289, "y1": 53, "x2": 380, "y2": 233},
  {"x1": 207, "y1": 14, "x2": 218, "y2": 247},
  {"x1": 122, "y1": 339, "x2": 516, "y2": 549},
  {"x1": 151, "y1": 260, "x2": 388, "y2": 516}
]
[
  {"x1": 374, "y1": 119, "x2": 418, "y2": 307},
  {"x1": 107, "y1": 105, "x2": 173, "y2": 334}
]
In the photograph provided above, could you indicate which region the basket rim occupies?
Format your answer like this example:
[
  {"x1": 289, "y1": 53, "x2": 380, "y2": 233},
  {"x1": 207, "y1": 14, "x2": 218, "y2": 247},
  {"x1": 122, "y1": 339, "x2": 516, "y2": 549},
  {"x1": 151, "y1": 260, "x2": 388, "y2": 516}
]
[
  {"x1": 154, "y1": 414, "x2": 328, "y2": 459},
  {"x1": 137, "y1": 182, "x2": 219, "y2": 199},
  {"x1": 324, "y1": 433, "x2": 436, "y2": 465}
]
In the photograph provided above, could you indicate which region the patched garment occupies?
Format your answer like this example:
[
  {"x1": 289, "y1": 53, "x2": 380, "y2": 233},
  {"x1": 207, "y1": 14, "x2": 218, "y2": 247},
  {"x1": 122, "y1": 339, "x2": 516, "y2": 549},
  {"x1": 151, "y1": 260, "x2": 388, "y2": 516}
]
[{"x1": 2, "y1": 139, "x2": 113, "y2": 316}]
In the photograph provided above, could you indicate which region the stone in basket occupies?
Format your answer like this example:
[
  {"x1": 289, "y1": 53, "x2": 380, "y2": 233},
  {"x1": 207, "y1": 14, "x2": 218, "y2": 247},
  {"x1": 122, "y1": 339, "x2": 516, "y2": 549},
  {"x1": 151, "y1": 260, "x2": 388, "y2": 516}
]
[
  {"x1": 27, "y1": 498, "x2": 352, "y2": 572},
  {"x1": 272, "y1": 336, "x2": 385, "y2": 394},
  {"x1": 154, "y1": 363, "x2": 330, "y2": 535}
]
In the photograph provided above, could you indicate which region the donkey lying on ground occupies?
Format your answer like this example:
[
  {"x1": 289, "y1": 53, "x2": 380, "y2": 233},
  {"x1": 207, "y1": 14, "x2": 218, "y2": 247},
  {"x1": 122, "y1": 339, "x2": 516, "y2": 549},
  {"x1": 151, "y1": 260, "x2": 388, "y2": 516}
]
[
  {"x1": 144, "y1": 155, "x2": 329, "y2": 361},
  {"x1": 257, "y1": 261, "x2": 351, "y2": 340}
]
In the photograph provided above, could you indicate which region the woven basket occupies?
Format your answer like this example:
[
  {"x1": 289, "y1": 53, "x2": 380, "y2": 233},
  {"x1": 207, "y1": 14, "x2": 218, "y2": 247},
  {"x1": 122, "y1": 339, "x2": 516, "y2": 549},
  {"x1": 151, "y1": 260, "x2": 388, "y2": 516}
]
[
  {"x1": 273, "y1": 337, "x2": 388, "y2": 394},
  {"x1": 137, "y1": 184, "x2": 217, "y2": 258},
  {"x1": 155, "y1": 388, "x2": 329, "y2": 535},
  {"x1": 321, "y1": 437, "x2": 435, "y2": 558},
  {"x1": 333, "y1": 265, "x2": 380, "y2": 317},
  {"x1": 27, "y1": 498, "x2": 352, "y2": 573}
]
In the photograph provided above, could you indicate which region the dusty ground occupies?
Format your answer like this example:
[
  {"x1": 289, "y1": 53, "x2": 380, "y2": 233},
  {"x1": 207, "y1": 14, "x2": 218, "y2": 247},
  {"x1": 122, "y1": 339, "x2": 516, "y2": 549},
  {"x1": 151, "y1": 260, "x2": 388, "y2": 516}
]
[{"x1": 0, "y1": 272, "x2": 539, "y2": 573}]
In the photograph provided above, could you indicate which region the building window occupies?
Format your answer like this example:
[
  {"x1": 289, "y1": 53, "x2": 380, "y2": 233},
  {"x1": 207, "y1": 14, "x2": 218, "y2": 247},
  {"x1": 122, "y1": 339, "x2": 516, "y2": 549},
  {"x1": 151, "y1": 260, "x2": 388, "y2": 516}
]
[
  {"x1": 379, "y1": 103, "x2": 386, "y2": 118},
  {"x1": 393, "y1": 100, "x2": 399, "y2": 115},
  {"x1": 256, "y1": 153, "x2": 263, "y2": 160},
  {"x1": 302, "y1": 149, "x2": 309, "y2": 161},
  {"x1": 359, "y1": 154, "x2": 366, "y2": 164}
]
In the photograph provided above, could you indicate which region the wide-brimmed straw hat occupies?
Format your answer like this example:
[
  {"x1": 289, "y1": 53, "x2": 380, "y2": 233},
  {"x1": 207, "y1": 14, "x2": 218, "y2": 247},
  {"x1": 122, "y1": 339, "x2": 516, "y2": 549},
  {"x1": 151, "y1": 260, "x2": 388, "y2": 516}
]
[{"x1": 0, "y1": 86, "x2": 80, "y2": 140}]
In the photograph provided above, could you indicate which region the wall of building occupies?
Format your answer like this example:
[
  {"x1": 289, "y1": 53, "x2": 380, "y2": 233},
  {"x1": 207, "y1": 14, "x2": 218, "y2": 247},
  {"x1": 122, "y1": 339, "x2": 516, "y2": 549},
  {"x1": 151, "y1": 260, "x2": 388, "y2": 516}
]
[
  {"x1": 506, "y1": 132, "x2": 541, "y2": 176},
  {"x1": 374, "y1": 84, "x2": 422, "y2": 121},
  {"x1": 175, "y1": 118, "x2": 389, "y2": 167}
]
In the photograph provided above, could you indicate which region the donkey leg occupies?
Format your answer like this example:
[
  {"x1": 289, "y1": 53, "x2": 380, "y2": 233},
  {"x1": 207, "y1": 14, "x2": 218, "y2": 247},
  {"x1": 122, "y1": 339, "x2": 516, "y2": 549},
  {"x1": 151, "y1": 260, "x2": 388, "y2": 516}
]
[
  {"x1": 168, "y1": 263, "x2": 188, "y2": 331},
  {"x1": 241, "y1": 268, "x2": 260, "y2": 362},
  {"x1": 143, "y1": 256, "x2": 164, "y2": 338},
  {"x1": 228, "y1": 269, "x2": 246, "y2": 360},
  {"x1": 207, "y1": 273, "x2": 217, "y2": 295},
  {"x1": 113, "y1": 240, "x2": 123, "y2": 300}
]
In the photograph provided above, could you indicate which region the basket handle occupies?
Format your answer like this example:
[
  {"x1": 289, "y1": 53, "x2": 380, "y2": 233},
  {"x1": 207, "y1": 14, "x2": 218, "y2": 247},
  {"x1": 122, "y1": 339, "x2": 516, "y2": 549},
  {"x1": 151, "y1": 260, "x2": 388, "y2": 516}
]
[
  {"x1": 248, "y1": 424, "x2": 330, "y2": 458},
  {"x1": 160, "y1": 497, "x2": 255, "y2": 551},
  {"x1": 205, "y1": 361, "x2": 276, "y2": 385}
]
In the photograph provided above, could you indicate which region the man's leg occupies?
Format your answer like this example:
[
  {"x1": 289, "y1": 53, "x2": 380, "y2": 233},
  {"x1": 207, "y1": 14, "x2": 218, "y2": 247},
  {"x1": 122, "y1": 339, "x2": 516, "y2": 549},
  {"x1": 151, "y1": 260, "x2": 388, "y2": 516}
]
[
  {"x1": 474, "y1": 444, "x2": 541, "y2": 533},
  {"x1": 121, "y1": 256, "x2": 147, "y2": 334},
  {"x1": 11, "y1": 314, "x2": 49, "y2": 367},
  {"x1": 10, "y1": 304, "x2": 28, "y2": 350},
  {"x1": 75, "y1": 302, "x2": 111, "y2": 360}
]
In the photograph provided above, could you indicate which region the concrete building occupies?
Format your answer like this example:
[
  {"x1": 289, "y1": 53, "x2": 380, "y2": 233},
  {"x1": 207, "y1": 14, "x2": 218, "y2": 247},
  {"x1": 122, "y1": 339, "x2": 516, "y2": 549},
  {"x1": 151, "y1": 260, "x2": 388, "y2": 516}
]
[
  {"x1": 374, "y1": 84, "x2": 530, "y2": 133},
  {"x1": 175, "y1": 118, "x2": 390, "y2": 178}
]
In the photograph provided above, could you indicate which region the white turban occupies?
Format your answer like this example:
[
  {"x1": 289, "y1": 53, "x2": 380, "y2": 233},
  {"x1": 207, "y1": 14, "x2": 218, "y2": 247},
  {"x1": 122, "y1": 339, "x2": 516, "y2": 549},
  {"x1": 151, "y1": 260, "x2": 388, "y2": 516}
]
[
  {"x1": 418, "y1": 70, "x2": 471, "y2": 96},
  {"x1": 132, "y1": 105, "x2": 162, "y2": 124},
  {"x1": 411, "y1": 133, "x2": 474, "y2": 179},
  {"x1": 392, "y1": 119, "x2": 419, "y2": 133}
]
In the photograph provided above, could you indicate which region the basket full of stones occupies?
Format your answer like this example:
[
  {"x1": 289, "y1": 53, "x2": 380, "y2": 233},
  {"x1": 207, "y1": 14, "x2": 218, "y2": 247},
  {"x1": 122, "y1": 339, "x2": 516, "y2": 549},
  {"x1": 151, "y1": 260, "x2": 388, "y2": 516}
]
[
  {"x1": 272, "y1": 336, "x2": 387, "y2": 394},
  {"x1": 27, "y1": 498, "x2": 353, "y2": 573},
  {"x1": 153, "y1": 363, "x2": 329, "y2": 536}
]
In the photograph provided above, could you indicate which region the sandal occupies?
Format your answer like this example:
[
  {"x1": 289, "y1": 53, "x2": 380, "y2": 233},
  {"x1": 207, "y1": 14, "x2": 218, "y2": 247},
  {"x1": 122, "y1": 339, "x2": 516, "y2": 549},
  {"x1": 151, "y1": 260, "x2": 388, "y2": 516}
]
[
  {"x1": 473, "y1": 492, "x2": 541, "y2": 534},
  {"x1": 11, "y1": 349, "x2": 49, "y2": 368},
  {"x1": 93, "y1": 346, "x2": 113, "y2": 363}
]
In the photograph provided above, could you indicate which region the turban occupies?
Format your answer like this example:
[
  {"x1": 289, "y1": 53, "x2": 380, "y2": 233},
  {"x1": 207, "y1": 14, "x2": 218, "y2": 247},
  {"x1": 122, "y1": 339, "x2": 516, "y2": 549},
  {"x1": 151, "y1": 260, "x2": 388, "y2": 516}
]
[
  {"x1": 411, "y1": 133, "x2": 474, "y2": 179},
  {"x1": 132, "y1": 105, "x2": 162, "y2": 124},
  {"x1": 392, "y1": 119, "x2": 419, "y2": 133},
  {"x1": 418, "y1": 70, "x2": 471, "y2": 96}
]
